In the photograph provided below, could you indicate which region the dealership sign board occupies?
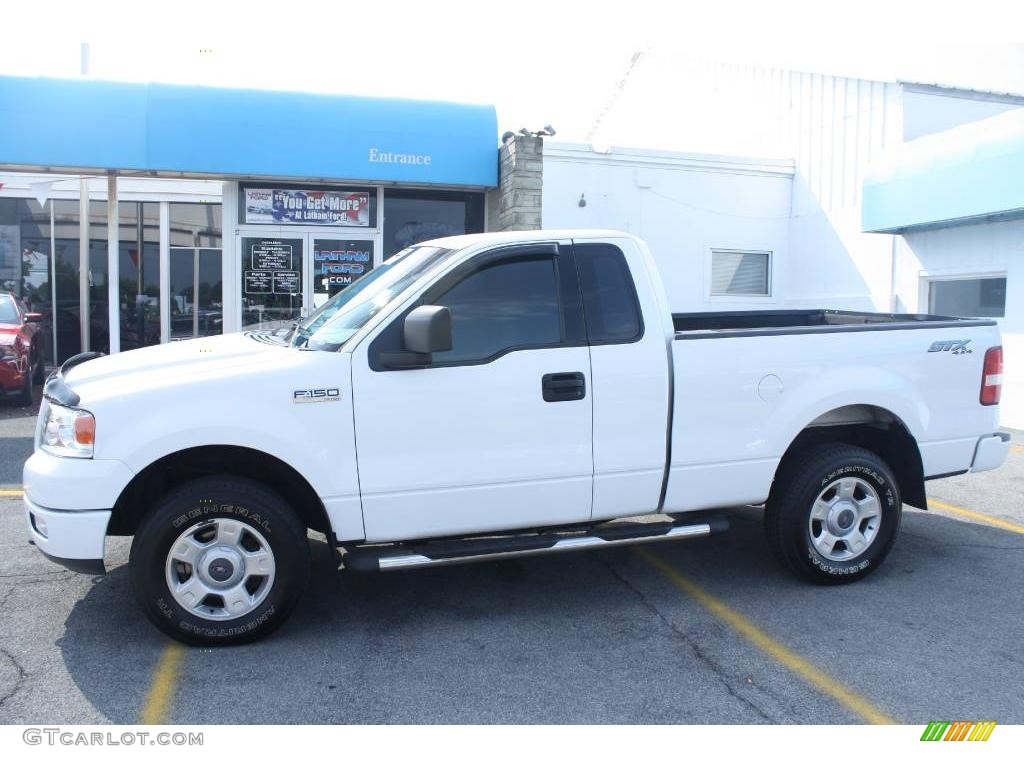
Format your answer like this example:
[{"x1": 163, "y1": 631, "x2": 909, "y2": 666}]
[{"x1": 244, "y1": 188, "x2": 372, "y2": 226}]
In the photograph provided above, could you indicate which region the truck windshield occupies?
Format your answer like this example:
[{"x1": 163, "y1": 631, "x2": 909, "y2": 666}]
[{"x1": 289, "y1": 245, "x2": 453, "y2": 351}]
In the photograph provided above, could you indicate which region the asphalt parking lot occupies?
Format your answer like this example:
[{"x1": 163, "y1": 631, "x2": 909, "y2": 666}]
[{"x1": 1, "y1": 387, "x2": 1022, "y2": 725}]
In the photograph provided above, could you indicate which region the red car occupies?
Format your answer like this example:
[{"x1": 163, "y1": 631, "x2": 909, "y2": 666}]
[{"x1": 0, "y1": 292, "x2": 46, "y2": 406}]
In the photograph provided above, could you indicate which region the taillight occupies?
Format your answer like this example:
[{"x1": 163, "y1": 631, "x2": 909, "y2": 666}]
[{"x1": 980, "y1": 346, "x2": 1003, "y2": 405}]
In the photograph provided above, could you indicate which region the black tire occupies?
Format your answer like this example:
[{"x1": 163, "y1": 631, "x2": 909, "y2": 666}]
[
  {"x1": 130, "y1": 475, "x2": 310, "y2": 645},
  {"x1": 765, "y1": 442, "x2": 901, "y2": 584}
]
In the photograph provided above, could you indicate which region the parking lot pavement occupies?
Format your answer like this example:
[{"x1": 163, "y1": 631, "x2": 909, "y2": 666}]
[
  {"x1": 1, "y1": 405, "x2": 1022, "y2": 724},
  {"x1": 0, "y1": 384, "x2": 39, "y2": 490}
]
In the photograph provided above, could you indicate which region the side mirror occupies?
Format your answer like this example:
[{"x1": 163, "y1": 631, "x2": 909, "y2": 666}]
[
  {"x1": 404, "y1": 305, "x2": 452, "y2": 354},
  {"x1": 377, "y1": 305, "x2": 452, "y2": 370},
  {"x1": 25, "y1": 312, "x2": 44, "y2": 322}
]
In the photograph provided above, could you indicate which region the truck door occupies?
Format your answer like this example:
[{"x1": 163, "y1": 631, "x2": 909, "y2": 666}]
[
  {"x1": 571, "y1": 238, "x2": 671, "y2": 519},
  {"x1": 351, "y1": 242, "x2": 594, "y2": 542}
]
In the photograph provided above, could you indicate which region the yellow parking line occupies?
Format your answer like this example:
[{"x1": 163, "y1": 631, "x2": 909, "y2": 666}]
[
  {"x1": 636, "y1": 548, "x2": 895, "y2": 725},
  {"x1": 0, "y1": 488, "x2": 23, "y2": 497},
  {"x1": 139, "y1": 643, "x2": 185, "y2": 724},
  {"x1": 927, "y1": 498, "x2": 1024, "y2": 535}
]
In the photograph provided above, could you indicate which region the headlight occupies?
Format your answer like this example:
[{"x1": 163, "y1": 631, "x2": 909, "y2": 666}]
[{"x1": 39, "y1": 402, "x2": 95, "y2": 458}]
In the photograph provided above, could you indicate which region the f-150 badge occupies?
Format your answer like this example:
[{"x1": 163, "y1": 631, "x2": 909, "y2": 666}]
[{"x1": 293, "y1": 388, "x2": 341, "y2": 403}]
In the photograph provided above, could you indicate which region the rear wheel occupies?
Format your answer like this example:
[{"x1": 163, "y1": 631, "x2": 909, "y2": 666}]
[
  {"x1": 765, "y1": 443, "x2": 901, "y2": 584},
  {"x1": 130, "y1": 476, "x2": 310, "y2": 645}
]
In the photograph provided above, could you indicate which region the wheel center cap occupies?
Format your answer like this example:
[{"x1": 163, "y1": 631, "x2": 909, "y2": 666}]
[
  {"x1": 207, "y1": 557, "x2": 234, "y2": 582},
  {"x1": 828, "y1": 502, "x2": 858, "y2": 534},
  {"x1": 198, "y1": 546, "x2": 244, "y2": 588}
]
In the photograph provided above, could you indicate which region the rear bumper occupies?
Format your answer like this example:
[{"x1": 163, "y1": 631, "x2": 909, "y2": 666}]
[
  {"x1": 24, "y1": 495, "x2": 110, "y2": 575},
  {"x1": 970, "y1": 432, "x2": 1011, "y2": 474}
]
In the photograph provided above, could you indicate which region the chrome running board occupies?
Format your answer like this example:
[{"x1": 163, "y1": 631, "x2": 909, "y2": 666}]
[{"x1": 343, "y1": 515, "x2": 727, "y2": 572}]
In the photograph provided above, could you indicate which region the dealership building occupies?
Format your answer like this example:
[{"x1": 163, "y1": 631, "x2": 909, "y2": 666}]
[{"x1": 1, "y1": 66, "x2": 1023, "y2": 426}]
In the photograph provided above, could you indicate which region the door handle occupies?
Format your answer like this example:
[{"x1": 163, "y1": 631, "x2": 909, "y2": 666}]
[{"x1": 542, "y1": 372, "x2": 586, "y2": 402}]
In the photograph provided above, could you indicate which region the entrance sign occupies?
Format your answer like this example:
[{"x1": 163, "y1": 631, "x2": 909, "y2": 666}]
[{"x1": 243, "y1": 187, "x2": 373, "y2": 227}]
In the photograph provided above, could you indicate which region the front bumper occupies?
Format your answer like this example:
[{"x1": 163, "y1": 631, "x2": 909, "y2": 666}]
[
  {"x1": 24, "y1": 495, "x2": 110, "y2": 575},
  {"x1": 23, "y1": 450, "x2": 134, "y2": 511}
]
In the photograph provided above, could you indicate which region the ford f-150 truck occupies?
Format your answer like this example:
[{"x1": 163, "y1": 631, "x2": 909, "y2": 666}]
[{"x1": 24, "y1": 230, "x2": 1009, "y2": 644}]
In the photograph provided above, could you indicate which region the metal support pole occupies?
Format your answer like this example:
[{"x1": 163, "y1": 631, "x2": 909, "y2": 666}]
[
  {"x1": 192, "y1": 246, "x2": 200, "y2": 339},
  {"x1": 107, "y1": 174, "x2": 120, "y2": 354},
  {"x1": 49, "y1": 203, "x2": 57, "y2": 365},
  {"x1": 159, "y1": 202, "x2": 170, "y2": 343},
  {"x1": 78, "y1": 178, "x2": 90, "y2": 353}
]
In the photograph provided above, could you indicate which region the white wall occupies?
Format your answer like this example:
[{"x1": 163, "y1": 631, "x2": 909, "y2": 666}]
[
  {"x1": 902, "y1": 86, "x2": 1024, "y2": 141},
  {"x1": 893, "y1": 218, "x2": 1024, "y2": 428},
  {"x1": 542, "y1": 144, "x2": 793, "y2": 311}
]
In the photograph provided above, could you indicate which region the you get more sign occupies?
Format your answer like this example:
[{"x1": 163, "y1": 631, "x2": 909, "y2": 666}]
[{"x1": 243, "y1": 187, "x2": 373, "y2": 227}]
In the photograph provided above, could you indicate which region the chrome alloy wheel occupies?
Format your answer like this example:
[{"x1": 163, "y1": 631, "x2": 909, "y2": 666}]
[
  {"x1": 807, "y1": 477, "x2": 882, "y2": 562},
  {"x1": 165, "y1": 518, "x2": 276, "y2": 620}
]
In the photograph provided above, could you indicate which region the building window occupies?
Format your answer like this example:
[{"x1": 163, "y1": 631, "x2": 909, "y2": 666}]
[
  {"x1": 928, "y1": 276, "x2": 1006, "y2": 318},
  {"x1": 382, "y1": 189, "x2": 484, "y2": 259},
  {"x1": 710, "y1": 250, "x2": 771, "y2": 297},
  {"x1": 170, "y1": 203, "x2": 223, "y2": 340}
]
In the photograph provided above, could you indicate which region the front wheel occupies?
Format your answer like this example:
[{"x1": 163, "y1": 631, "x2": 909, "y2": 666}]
[
  {"x1": 130, "y1": 476, "x2": 310, "y2": 645},
  {"x1": 765, "y1": 443, "x2": 902, "y2": 584}
]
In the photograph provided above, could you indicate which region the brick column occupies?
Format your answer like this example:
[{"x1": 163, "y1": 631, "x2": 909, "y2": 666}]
[{"x1": 487, "y1": 135, "x2": 543, "y2": 231}]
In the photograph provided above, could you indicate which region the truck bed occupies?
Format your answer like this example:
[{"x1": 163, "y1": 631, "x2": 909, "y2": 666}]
[{"x1": 672, "y1": 309, "x2": 995, "y2": 338}]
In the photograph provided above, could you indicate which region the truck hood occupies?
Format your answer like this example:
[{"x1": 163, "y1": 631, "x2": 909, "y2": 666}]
[{"x1": 63, "y1": 332, "x2": 302, "y2": 405}]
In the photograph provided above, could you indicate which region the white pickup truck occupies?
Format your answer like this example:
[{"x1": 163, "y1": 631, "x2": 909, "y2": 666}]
[{"x1": 24, "y1": 230, "x2": 1009, "y2": 644}]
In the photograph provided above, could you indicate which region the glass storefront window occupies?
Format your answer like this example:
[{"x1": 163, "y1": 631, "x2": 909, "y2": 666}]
[
  {"x1": 117, "y1": 202, "x2": 161, "y2": 352},
  {"x1": 382, "y1": 190, "x2": 484, "y2": 258},
  {"x1": 170, "y1": 247, "x2": 223, "y2": 340},
  {"x1": 52, "y1": 199, "x2": 110, "y2": 360},
  {"x1": 0, "y1": 197, "x2": 54, "y2": 363},
  {"x1": 171, "y1": 202, "x2": 223, "y2": 248},
  {"x1": 169, "y1": 203, "x2": 223, "y2": 341}
]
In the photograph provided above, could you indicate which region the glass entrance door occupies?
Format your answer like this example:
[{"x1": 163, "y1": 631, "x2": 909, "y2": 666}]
[
  {"x1": 236, "y1": 231, "x2": 379, "y2": 331},
  {"x1": 311, "y1": 237, "x2": 375, "y2": 309},
  {"x1": 239, "y1": 235, "x2": 305, "y2": 330}
]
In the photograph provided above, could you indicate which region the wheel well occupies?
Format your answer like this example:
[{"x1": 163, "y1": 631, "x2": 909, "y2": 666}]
[
  {"x1": 109, "y1": 445, "x2": 332, "y2": 536},
  {"x1": 775, "y1": 405, "x2": 927, "y2": 510}
]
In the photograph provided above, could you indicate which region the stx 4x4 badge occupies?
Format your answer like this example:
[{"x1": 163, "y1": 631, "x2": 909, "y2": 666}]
[
  {"x1": 293, "y1": 388, "x2": 341, "y2": 403},
  {"x1": 928, "y1": 339, "x2": 972, "y2": 355}
]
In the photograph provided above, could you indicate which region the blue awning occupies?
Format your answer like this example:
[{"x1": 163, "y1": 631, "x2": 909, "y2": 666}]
[
  {"x1": 863, "y1": 107, "x2": 1024, "y2": 233},
  {"x1": 0, "y1": 76, "x2": 498, "y2": 187}
]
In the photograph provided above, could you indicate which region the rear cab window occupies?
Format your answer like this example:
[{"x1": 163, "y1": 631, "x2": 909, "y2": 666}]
[{"x1": 573, "y1": 243, "x2": 644, "y2": 344}]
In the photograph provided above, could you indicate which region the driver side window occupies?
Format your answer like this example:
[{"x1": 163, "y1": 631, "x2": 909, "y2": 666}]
[{"x1": 430, "y1": 255, "x2": 562, "y2": 365}]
